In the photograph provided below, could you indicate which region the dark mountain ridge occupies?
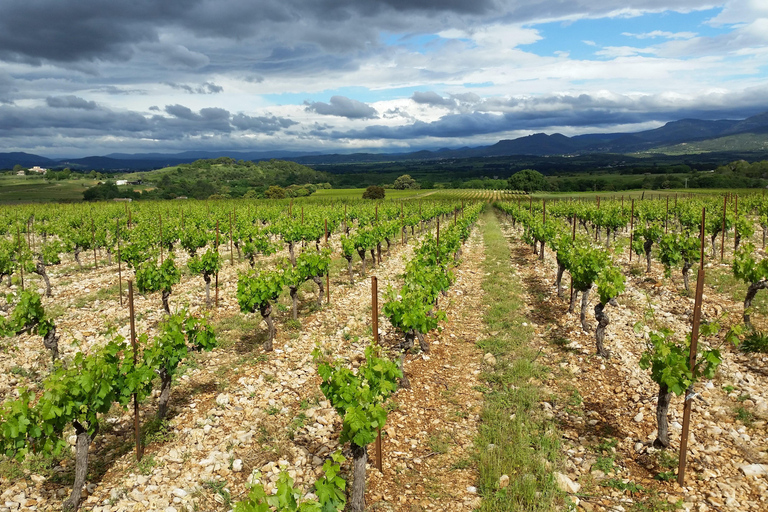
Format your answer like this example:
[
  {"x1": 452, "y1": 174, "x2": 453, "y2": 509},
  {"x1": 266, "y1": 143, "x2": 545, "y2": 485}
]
[{"x1": 2, "y1": 111, "x2": 768, "y2": 171}]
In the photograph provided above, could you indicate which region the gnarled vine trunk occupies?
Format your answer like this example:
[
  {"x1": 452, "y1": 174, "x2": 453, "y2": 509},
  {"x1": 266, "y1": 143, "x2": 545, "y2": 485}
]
[
  {"x1": 357, "y1": 250, "x2": 367, "y2": 276},
  {"x1": 580, "y1": 286, "x2": 591, "y2": 332},
  {"x1": 260, "y1": 303, "x2": 275, "y2": 351},
  {"x1": 74, "y1": 247, "x2": 82, "y2": 268},
  {"x1": 350, "y1": 442, "x2": 368, "y2": 512},
  {"x1": 644, "y1": 239, "x2": 653, "y2": 273},
  {"x1": 654, "y1": 384, "x2": 672, "y2": 448},
  {"x1": 710, "y1": 233, "x2": 718, "y2": 258},
  {"x1": 415, "y1": 330, "x2": 429, "y2": 354},
  {"x1": 62, "y1": 421, "x2": 97, "y2": 512},
  {"x1": 744, "y1": 281, "x2": 768, "y2": 328},
  {"x1": 569, "y1": 289, "x2": 579, "y2": 314},
  {"x1": 593, "y1": 301, "x2": 612, "y2": 358},
  {"x1": 161, "y1": 290, "x2": 171, "y2": 314},
  {"x1": 312, "y1": 276, "x2": 324, "y2": 307},
  {"x1": 204, "y1": 274, "x2": 212, "y2": 309},
  {"x1": 289, "y1": 285, "x2": 299, "y2": 320},
  {"x1": 34, "y1": 260, "x2": 52, "y2": 297},
  {"x1": 345, "y1": 257, "x2": 354, "y2": 284},
  {"x1": 288, "y1": 241, "x2": 296, "y2": 266},
  {"x1": 43, "y1": 325, "x2": 59, "y2": 362},
  {"x1": 370, "y1": 248, "x2": 376, "y2": 267},
  {"x1": 539, "y1": 240, "x2": 545, "y2": 261},
  {"x1": 555, "y1": 262, "x2": 566, "y2": 298},
  {"x1": 682, "y1": 261, "x2": 693, "y2": 292}
]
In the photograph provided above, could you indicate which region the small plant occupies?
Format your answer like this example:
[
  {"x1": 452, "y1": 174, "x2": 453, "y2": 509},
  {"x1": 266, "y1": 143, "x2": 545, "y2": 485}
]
[
  {"x1": 592, "y1": 438, "x2": 618, "y2": 454},
  {"x1": 449, "y1": 458, "x2": 471, "y2": 470},
  {"x1": 594, "y1": 455, "x2": 615, "y2": 474},
  {"x1": 655, "y1": 471, "x2": 676, "y2": 482},
  {"x1": 203, "y1": 479, "x2": 232, "y2": 508},
  {"x1": 722, "y1": 385, "x2": 735, "y2": 394},
  {"x1": 137, "y1": 454, "x2": 157, "y2": 476},
  {"x1": 266, "y1": 406, "x2": 281, "y2": 416},
  {"x1": 655, "y1": 449, "x2": 677, "y2": 470},
  {"x1": 602, "y1": 478, "x2": 644, "y2": 494},
  {"x1": 741, "y1": 330, "x2": 768, "y2": 353},
  {"x1": 735, "y1": 406, "x2": 755, "y2": 426},
  {"x1": 428, "y1": 432, "x2": 451, "y2": 454}
]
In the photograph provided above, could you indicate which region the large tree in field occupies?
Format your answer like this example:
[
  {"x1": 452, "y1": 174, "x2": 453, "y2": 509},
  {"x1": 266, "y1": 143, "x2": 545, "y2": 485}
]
[{"x1": 507, "y1": 169, "x2": 547, "y2": 193}]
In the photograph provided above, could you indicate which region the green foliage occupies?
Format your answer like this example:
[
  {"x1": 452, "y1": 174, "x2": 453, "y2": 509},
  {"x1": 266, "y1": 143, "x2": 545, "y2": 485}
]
[
  {"x1": 0, "y1": 290, "x2": 53, "y2": 337},
  {"x1": 733, "y1": 243, "x2": 768, "y2": 285},
  {"x1": 313, "y1": 344, "x2": 401, "y2": 447},
  {"x1": 659, "y1": 232, "x2": 701, "y2": 277},
  {"x1": 234, "y1": 451, "x2": 346, "y2": 512},
  {"x1": 507, "y1": 169, "x2": 548, "y2": 193},
  {"x1": 393, "y1": 175, "x2": 419, "y2": 190},
  {"x1": 362, "y1": 186, "x2": 385, "y2": 199},
  {"x1": 188, "y1": 247, "x2": 221, "y2": 280},
  {"x1": 0, "y1": 338, "x2": 153, "y2": 460},
  {"x1": 596, "y1": 265, "x2": 626, "y2": 305},
  {"x1": 741, "y1": 330, "x2": 768, "y2": 353},
  {"x1": 142, "y1": 310, "x2": 218, "y2": 383},
  {"x1": 135, "y1": 256, "x2": 181, "y2": 294},
  {"x1": 237, "y1": 268, "x2": 284, "y2": 314},
  {"x1": 636, "y1": 318, "x2": 742, "y2": 396}
]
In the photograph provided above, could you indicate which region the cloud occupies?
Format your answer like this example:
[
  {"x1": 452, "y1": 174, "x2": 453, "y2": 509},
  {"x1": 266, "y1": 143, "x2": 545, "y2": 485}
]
[
  {"x1": 622, "y1": 30, "x2": 697, "y2": 39},
  {"x1": 412, "y1": 91, "x2": 456, "y2": 107},
  {"x1": 46, "y1": 95, "x2": 98, "y2": 110},
  {"x1": 305, "y1": 95, "x2": 379, "y2": 119},
  {"x1": 164, "y1": 82, "x2": 223, "y2": 94},
  {"x1": 231, "y1": 113, "x2": 298, "y2": 132}
]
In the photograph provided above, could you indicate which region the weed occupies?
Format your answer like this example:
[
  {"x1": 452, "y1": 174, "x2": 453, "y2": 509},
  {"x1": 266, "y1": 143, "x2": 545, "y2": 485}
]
[
  {"x1": 592, "y1": 438, "x2": 618, "y2": 454},
  {"x1": 142, "y1": 418, "x2": 176, "y2": 445},
  {"x1": 266, "y1": 406, "x2": 281, "y2": 416},
  {"x1": 737, "y1": 394, "x2": 751, "y2": 402},
  {"x1": 285, "y1": 318, "x2": 302, "y2": 331},
  {"x1": 722, "y1": 385, "x2": 735, "y2": 394},
  {"x1": 202, "y1": 479, "x2": 231, "y2": 508},
  {"x1": 594, "y1": 455, "x2": 615, "y2": 473},
  {"x1": 735, "y1": 406, "x2": 755, "y2": 426},
  {"x1": 450, "y1": 458, "x2": 472, "y2": 470},
  {"x1": 428, "y1": 432, "x2": 452, "y2": 454},
  {"x1": 137, "y1": 454, "x2": 157, "y2": 476},
  {"x1": 741, "y1": 330, "x2": 768, "y2": 353},
  {"x1": 603, "y1": 478, "x2": 644, "y2": 494},
  {"x1": 655, "y1": 471, "x2": 676, "y2": 482}
]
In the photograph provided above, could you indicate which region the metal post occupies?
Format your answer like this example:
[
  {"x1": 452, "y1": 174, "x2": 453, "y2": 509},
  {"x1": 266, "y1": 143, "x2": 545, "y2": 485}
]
[
  {"x1": 372, "y1": 276, "x2": 378, "y2": 344},
  {"x1": 721, "y1": 195, "x2": 727, "y2": 262},
  {"x1": 215, "y1": 220, "x2": 219, "y2": 308}
]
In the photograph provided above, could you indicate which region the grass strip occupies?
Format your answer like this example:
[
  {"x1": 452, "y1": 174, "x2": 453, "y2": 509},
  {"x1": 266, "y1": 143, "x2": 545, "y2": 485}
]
[{"x1": 474, "y1": 209, "x2": 562, "y2": 511}]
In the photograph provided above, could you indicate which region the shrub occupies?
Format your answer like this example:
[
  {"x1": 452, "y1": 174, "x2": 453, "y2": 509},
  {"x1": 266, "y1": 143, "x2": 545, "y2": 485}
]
[{"x1": 362, "y1": 185, "x2": 385, "y2": 199}]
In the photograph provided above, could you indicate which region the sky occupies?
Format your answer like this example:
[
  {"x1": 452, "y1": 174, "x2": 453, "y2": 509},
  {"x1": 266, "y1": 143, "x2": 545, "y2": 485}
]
[{"x1": 0, "y1": 0, "x2": 767, "y2": 158}]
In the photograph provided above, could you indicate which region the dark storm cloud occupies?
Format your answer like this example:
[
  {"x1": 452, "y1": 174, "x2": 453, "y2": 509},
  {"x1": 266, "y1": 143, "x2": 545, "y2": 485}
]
[
  {"x1": 46, "y1": 96, "x2": 98, "y2": 110},
  {"x1": 411, "y1": 91, "x2": 456, "y2": 108},
  {"x1": 0, "y1": 101, "x2": 297, "y2": 146},
  {"x1": 305, "y1": 96, "x2": 378, "y2": 119},
  {"x1": 164, "y1": 82, "x2": 223, "y2": 94},
  {"x1": 231, "y1": 113, "x2": 298, "y2": 133}
]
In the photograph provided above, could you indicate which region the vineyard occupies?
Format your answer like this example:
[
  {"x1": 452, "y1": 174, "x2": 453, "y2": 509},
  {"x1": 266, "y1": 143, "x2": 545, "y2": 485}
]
[{"x1": 0, "y1": 193, "x2": 766, "y2": 512}]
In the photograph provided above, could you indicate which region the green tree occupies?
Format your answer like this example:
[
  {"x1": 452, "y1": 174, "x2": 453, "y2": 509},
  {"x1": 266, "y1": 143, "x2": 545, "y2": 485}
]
[
  {"x1": 265, "y1": 185, "x2": 287, "y2": 199},
  {"x1": 362, "y1": 186, "x2": 385, "y2": 199},
  {"x1": 507, "y1": 169, "x2": 548, "y2": 193},
  {"x1": 393, "y1": 174, "x2": 419, "y2": 190}
]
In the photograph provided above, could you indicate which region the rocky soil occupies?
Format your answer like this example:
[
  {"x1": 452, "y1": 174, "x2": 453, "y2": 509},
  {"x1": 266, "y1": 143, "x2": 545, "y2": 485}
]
[
  {"x1": 499, "y1": 218, "x2": 768, "y2": 512},
  {"x1": 0, "y1": 218, "x2": 487, "y2": 512}
]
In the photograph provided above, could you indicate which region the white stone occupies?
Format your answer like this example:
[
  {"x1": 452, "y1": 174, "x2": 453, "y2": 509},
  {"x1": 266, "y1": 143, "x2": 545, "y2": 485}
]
[
  {"x1": 739, "y1": 464, "x2": 768, "y2": 477},
  {"x1": 232, "y1": 459, "x2": 243, "y2": 472},
  {"x1": 172, "y1": 488, "x2": 188, "y2": 498},
  {"x1": 554, "y1": 472, "x2": 581, "y2": 494},
  {"x1": 633, "y1": 412, "x2": 644, "y2": 423}
]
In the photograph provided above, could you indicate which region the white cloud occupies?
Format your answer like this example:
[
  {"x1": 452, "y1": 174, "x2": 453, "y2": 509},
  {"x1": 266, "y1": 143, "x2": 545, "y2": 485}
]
[{"x1": 622, "y1": 30, "x2": 697, "y2": 39}]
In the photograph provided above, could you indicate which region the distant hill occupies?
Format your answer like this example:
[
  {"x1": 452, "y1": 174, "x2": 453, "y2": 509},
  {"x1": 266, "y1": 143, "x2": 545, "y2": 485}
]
[{"x1": 2, "y1": 110, "x2": 768, "y2": 171}]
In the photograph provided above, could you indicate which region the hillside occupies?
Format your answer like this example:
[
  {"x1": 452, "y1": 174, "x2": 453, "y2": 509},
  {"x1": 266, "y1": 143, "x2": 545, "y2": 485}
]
[{"x1": 118, "y1": 157, "x2": 331, "y2": 200}]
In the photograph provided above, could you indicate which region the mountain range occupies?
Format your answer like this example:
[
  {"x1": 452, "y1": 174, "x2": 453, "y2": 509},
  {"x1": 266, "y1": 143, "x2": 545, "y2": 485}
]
[{"x1": 3, "y1": 111, "x2": 768, "y2": 172}]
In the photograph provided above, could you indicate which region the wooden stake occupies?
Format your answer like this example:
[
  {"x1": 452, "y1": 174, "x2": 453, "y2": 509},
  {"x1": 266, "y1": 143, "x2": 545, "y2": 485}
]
[
  {"x1": 128, "y1": 280, "x2": 142, "y2": 461},
  {"x1": 678, "y1": 208, "x2": 706, "y2": 486},
  {"x1": 372, "y1": 276, "x2": 379, "y2": 344},
  {"x1": 117, "y1": 219, "x2": 123, "y2": 306},
  {"x1": 721, "y1": 195, "x2": 727, "y2": 262},
  {"x1": 230, "y1": 212, "x2": 234, "y2": 265},
  {"x1": 215, "y1": 220, "x2": 220, "y2": 308},
  {"x1": 92, "y1": 218, "x2": 98, "y2": 269},
  {"x1": 630, "y1": 199, "x2": 635, "y2": 263},
  {"x1": 159, "y1": 215, "x2": 163, "y2": 265}
]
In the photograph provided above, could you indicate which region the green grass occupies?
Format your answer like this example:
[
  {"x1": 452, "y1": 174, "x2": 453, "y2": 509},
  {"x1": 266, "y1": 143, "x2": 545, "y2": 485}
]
[
  {"x1": 0, "y1": 175, "x2": 100, "y2": 203},
  {"x1": 473, "y1": 208, "x2": 561, "y2": 511}
]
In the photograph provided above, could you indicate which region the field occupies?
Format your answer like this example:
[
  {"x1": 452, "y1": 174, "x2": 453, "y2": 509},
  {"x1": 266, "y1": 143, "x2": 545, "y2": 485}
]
[{"x1": 0, "y1": 195, "x2": 767, "y2": 512}]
